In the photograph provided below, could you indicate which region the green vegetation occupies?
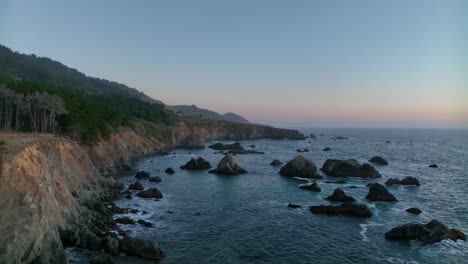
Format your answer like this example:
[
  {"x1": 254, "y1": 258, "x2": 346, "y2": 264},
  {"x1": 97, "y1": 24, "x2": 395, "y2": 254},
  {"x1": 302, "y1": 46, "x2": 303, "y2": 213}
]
[
  {"x1": 0, "y1": 139, "x2": 6, "y2": 146},
  {"x1": 0, "y1": 78, "x2": 176, "y2": 143}
]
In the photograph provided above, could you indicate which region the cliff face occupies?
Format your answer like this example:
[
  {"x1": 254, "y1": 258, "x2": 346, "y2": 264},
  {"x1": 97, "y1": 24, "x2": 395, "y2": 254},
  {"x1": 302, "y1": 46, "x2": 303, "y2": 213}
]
[{"x1": 0, "y1": 121, "x2": 304, "y2": 263}]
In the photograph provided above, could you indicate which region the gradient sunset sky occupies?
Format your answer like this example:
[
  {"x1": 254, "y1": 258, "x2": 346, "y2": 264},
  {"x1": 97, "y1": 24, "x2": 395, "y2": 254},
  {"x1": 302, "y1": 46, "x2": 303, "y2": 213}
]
[{"x1": 1, "y1": 0, "x2": 467, "y2": 128}]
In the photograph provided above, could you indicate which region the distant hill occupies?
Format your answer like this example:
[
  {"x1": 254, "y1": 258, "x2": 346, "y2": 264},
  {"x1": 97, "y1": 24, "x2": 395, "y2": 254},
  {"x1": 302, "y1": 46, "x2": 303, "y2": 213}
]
[
  {"x1": 0, "y1": 44, "x2": 161, "y2": 104},
  {"x1": 168, "y1": 105, "x2": 250, "y2": 124}
]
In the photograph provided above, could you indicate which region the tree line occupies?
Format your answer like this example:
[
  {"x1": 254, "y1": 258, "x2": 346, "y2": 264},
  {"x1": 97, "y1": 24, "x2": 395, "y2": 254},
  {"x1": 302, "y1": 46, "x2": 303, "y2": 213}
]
[{"x1": 0, "y1": 85, "x2": 67, "y2": 133}]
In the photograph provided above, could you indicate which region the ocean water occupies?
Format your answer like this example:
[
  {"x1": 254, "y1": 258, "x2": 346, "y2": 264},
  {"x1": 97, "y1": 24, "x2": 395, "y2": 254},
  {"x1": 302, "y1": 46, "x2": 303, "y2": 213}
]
[{"x1": 79, "y1": 128, "x2": 468, "y2": 264}]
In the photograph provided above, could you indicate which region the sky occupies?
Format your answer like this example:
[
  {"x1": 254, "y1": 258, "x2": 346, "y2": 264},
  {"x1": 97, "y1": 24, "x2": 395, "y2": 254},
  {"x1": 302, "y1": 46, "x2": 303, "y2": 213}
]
[{"x1": 0, "y1": 0, "x2": 467, "y2": 128}]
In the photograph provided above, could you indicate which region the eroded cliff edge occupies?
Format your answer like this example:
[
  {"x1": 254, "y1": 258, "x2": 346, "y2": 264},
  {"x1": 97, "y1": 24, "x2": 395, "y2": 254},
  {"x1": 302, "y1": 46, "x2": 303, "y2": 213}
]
[{"x1": 0, "y1": 121, "x2": 304, "y2": 263}]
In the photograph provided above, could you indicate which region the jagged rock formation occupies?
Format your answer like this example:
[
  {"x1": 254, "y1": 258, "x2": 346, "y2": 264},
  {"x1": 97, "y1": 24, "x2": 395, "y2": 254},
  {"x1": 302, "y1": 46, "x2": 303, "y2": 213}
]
[
  {"x1": 279, "y1": 155, "x2": 322, "y2": 179},
  {"x1": 385, "y1": 220, "x2": 466, "y2": 244},
  {"x1": 321, "y1": 159, "x2": 381, "y2": 178}
]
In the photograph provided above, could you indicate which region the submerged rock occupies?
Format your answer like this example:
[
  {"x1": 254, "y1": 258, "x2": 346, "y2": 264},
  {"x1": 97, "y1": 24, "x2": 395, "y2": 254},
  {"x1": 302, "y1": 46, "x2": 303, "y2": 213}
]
[
  {"x1": 137, "y1": 188, "x2": 163, "y2": 199},
  {"x1": 180, "y1": 157, "x2": 212, "y2": 170},
  {"x1": 321, "y1": 159, "x2": 381, "y2": 178},
  {"x1": 385, "y1": 220, "x2": 466, "y2": 244},
  {"x1": 385, "y1": 177, "x2": 420, "y2": 186},
  {"x1": 288, "y1": 203, "x2": 302, "y2": 209},
  {"x1": 324, "y1": 180, "x2": 346, "y2": 184},
  {"x1": 299, "y1": 182, "x2": 321, "y2": 192},
  {"x1": 135, "y1": 170, "x2": 151, "y2": 179},
  {"x1": 128, "y1": 181, "x2": 144, "y2": 191},
  {"x1": 279, "y1": 155, "x2": 322, "y2": 179},
  {"x1": 110, "y1": 205, "x2": 128, "y2": 214},
  {"x1": 270, "y1": 159, "x2": 283, "y2": 166},
  {"x1": 428, "y1": 164, "x2": 438, "y2": 168},
  {"x1": 322, "y1": 147, "x2": 332, "y2": 151},
  {"x1": 325, "y1": 188, "x2": 356, "y2": 202},
  {"x1": 331, "y1": 136, "x2": 348, "y2": 140},
  {"x1": 406, "y1": 208, "x2": 422, "y2": 215},
  {"x1": 208, "y1": 142, "x2": 244, "y2": 150},
  {"x1": 310, "y1": 203, "x2": 372, "y2": 218},
  {"x1": 149, "y1": 176, "x2": 162, "y2": 182},
  {"x1": 119, "y1": 236, "x2": 164, "y2": 260},
  {"x1": 365, "y1": 183, "x2": 397, "y2": 202},
  {"x1": 209, "y1": 154, "x2": 247, "y2": 175},
  {"x1": 310, "y1": 134, "x2": 317, "y2": 139},
  {"x1": 249, "y1": 144, "x2": 257, "y2": 148},
  {"x1": 369, "y1": 156, "x2": 388, "y2": 165},
  {"x1": 164, "y1": 167, "x2": 175, "y2": 174}
]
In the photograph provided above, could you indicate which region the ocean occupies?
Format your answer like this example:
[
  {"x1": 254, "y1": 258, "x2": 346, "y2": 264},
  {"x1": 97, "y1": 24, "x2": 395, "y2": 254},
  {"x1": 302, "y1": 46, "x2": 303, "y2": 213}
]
[{"x1": 72, "y1": 128, "x2": 468, "y2": 263}]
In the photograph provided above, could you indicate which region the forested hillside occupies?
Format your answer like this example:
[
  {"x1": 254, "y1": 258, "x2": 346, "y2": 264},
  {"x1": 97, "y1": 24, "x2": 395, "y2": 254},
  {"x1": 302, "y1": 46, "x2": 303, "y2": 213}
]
[{"x1": 0, "y1": 44, "x2": 159, "y2": 104}]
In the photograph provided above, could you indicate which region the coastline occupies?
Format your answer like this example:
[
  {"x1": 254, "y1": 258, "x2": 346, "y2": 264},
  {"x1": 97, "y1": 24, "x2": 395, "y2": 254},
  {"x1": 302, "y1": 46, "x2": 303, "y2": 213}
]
[{"x1": 0, "y1": 121, "x2": 304, "y2": 264}]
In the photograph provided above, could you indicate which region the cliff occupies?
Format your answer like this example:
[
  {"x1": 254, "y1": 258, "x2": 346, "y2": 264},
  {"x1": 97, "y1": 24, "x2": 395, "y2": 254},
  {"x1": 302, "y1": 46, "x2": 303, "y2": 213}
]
[{"x1": 0, "y1": 121, "x2": 304, "y2": 263}]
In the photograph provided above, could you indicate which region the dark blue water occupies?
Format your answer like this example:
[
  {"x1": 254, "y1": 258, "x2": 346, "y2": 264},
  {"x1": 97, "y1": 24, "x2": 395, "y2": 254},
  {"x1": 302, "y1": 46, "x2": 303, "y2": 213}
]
[{"x1": 75, "y1": 128, "x2": 468, "y2": 264}]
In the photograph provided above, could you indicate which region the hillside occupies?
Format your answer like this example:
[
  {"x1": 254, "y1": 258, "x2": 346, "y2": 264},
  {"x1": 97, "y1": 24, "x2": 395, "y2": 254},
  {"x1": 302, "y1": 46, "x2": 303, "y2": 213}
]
[
  {"x1": 169, "y1": 105, "x2": 250, "y2": 124},
  {"x1": 0, "y1": 44, "x2": 160, "y2": 104}
]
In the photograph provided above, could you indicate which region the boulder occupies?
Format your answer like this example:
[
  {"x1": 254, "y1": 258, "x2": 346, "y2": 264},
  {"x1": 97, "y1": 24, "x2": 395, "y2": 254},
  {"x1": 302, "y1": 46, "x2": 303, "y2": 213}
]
[
  {"x1": 128, "y1": 181, "x2": 144, "y2": 191},
  {"x1": 385, "y1": 220, "x2": 466, "y2": 244},
  {"x1": 135, "y1": 170, "x2": 151, "y2": 179},
  {"x1": 325, "y1": 188, "x2": 356, "y2": 202},
  {"x1": 321, "y1": 159, "x2": 381, "y2": 178},
  {"x1": 365, "y1": 183, "x2": 397, "y2": 202},
  {"x1": 288, "y1": 203, "x2": 302, "y2": 209},
  {"x1": 208, "y1": 142, "x2": 244, "y2": 150},
  {"x1": 102, "y1": 236, "x2": 119, "y2": 255},
  {"x1": 310, "y1": 203, "x2": 372, "y2": 218},
  {"x1": 119, "y1": 236, "x2": 164, "y2": 260},
  {"x1": 149, "y1": 176, "x2": 162, "y2": 182},
  {"x1": 165, "y1": 167, "x2": 175, "y2": 174},
  {"x1": 249, "y1": 144, "x2": 257, "y2": 148},
  {"x1": 209, "y1": 154, "x2": 247, "y2": 175},
  {"x1": 369, "y1": 156, "x2": 388, "y2": 165},
  {"x1": 228, "y1": 149, "x2": 265, "y2": 155},
  {"x1": 59, "y1": 228, "x2": 80, "y2": 247},
  {"x1": 110, "y1": 205, "x2": 128, "y2": 214},
  {"x1": 279, "y1": 155, "x2": 322, "y2": 179},
  {"x1": 406, "y1": 208, "x2": 422, "y2": 215},
  {"x1": 180, "y1": 157, "x2": 212, "y2": 170},
  {"x1": 270, "y1": 159, "x2": 283, "y2": 166},
  {"x1": 79, "y1": 230, "x2": 102, "y2": 251},
  {"x1": 385, "y1": 177, "x2": 420, "y2": 186},
  {"x1": 137, "y1": 188, "x2": 163, "y2": 199},
  {"x1": 428, "y1": 164, "x2": 438, "y2": 168},
  {"x1": 137, "y1": 219, "x2": 153, "y2": 227},
  {"x1": 299, "y1": 182, "x2": 321, "y2": 192},
  {"x1": 323, "y1": 147, "x2": 332, "y2": 151},
  {"x1": 115, "y1": 217, "x2": 135, "y2": 225},
  {"x1": 90, "y1": 254, "x2": 118, "y2": 264}
]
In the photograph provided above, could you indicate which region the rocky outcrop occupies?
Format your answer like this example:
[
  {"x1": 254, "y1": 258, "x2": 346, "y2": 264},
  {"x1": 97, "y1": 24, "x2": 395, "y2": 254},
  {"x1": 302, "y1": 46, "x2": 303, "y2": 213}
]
[
  {"x1": 310, "y1": 203, "x2": 372, "y2": 218},
  {"x1": 323, "y1": 147, "x2": 332, "y2": 151},
  {"x1": 135, "y1": 170, "x2": 151, "y2": 179},
  {"x1": 325, "y1": 188, "x2": 356, "y2": 202},
  {"x1": 279, "y1": 155, "x2": 322, "y2": 179},
  {"x1": 428, "y1": 164, "x2": 438, "y2": 168},
  {"x1": 209, "y1": 154, "x2": 247, "y2": 175},
  {"x1": 119, "y1": 236, "x2": 164, "y2": 260},
  {"x1": 208, "y1": 142, "x2": 244, "y2": 150},
  {"x1": 90, "y1": 254, "x2": 117, "y2": 264},
  {"x1": 149, "y1": 176, "x2": 162, "y2": 182},
  {"x1": 385, "y1": 177, "x2": 420, "y2": 186},
  {"x1": 299, "y1": 182, "x2": 321, "y2": 192},
  {"x1": 228, "y1": 149, "x2": 265, "y2": 155},
  {"x1": 385, "y1": 220, "x2": 466, "y2": 244},
  {"x1": 129, "y1": 181, "x2": 144, "y2": 191},
  {"x1": 406, "y1": 208, "x2": 422, "y2": 215},
  {"x1": 366, "y1": 183, "x2": 397, "y2": 202},
  {"x1": 165, "y1": 167, "x2": 175, "y2": 174},
  {"x1": 137, "y1": 188, "x2": 163, "y2": 199},
  {"x1": 288, "y1": 203, "x2": 302, "y2": 209},
  {"x1": 369, "y1": 156, "x2": 388, "y2": 165},
  {"x1": 180, "y1": 157, "x2": 212, "y2": 170},
  {"x1": 321, "y1": 159, "x2": 381, "y2": 178},
  {"x1": 270, "y1": 159, "x2": 283, "y2": 166}
]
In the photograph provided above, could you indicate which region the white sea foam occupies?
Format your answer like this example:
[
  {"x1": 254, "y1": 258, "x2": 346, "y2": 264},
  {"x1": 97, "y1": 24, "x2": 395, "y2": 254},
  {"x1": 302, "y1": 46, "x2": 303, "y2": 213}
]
[
  {"x1": 359, "y1": 222, "x2": 384, "y2": 242},
  {"x1": 386, "y1": 257, "x2": 419, "y2": 264}
]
